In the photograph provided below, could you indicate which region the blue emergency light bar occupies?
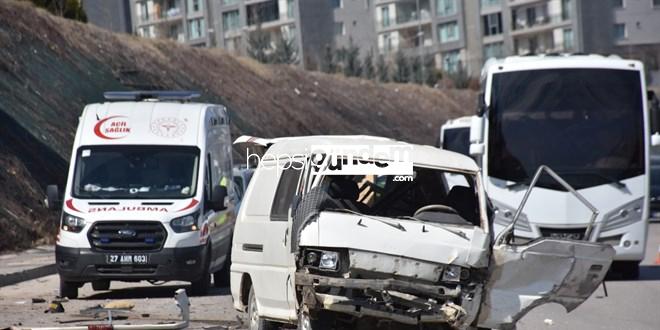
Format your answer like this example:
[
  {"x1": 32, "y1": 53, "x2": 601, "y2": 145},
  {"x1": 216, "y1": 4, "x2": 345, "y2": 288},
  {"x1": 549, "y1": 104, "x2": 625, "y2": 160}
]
[{"x1": 103, "y1": 91, "x2": 201, "y2": 102}]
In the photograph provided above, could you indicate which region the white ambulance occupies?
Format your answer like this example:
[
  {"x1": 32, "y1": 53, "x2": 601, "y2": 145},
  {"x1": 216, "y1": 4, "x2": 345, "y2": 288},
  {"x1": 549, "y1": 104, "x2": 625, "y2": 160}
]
[{"x1": 46, "y1": 91, "x2": 236, "y2": 298}]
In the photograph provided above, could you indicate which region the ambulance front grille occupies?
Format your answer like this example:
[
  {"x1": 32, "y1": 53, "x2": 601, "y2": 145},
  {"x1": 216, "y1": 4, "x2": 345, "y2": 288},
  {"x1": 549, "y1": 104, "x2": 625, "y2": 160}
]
[{"x1": 88, "y1": 221, "x2": 167, "y2": 251}]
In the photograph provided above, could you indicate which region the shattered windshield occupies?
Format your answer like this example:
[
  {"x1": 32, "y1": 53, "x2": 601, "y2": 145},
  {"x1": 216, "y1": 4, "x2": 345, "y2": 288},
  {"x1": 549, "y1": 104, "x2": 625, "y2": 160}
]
[
  {"x1": 297, "y1": 167, "x2": 480, "y2": 227},
  {"x1": 72, "y1": 145, "x2": 199, "y2": 199}
]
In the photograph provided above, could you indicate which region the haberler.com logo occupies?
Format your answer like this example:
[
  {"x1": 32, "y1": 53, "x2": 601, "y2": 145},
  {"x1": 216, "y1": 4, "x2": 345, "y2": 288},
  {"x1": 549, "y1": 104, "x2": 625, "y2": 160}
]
[
  {"x1": 94, "y1": 116, "x2": 131, "y2": 140},
  {"x1": 246, "y1": 144, "x2": 414, "y2": 176}
]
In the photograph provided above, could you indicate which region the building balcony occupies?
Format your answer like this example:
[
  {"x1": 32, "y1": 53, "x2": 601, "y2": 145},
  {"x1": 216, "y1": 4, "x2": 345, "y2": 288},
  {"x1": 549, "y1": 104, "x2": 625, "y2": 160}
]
[
  {"x1": 136, "y1": 7, "x2": 183, "y2": 26},
  {"x1": 377, "y1": 10, "x2": 431, "y2": 32},
  {"x1": 510, "y1": 14, "x2": 571, "y2": 36},
  {"x1": 508, "y1": 0, "x2": 547, "y2": 7}
]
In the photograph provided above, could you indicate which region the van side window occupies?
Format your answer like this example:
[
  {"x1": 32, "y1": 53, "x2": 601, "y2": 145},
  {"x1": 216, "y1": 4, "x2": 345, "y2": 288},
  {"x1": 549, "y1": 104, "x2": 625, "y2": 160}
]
[{"x1": 270, "y1": 165, "x2": 302, "y2": 221}]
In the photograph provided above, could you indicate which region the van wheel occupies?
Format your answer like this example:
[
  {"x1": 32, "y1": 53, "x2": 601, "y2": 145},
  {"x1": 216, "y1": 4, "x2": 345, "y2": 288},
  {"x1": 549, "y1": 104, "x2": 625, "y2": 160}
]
[
  {"x1": 297, "y1": 310, "x2": 330, "y2": 330},
  {"x1": 247, "y1": 286, "x2": 273, "y2": 330},
  {"x1": 91, "y1": 280, "x2": 110, "y2": 291},
  {"x1": 59, "y1": 278, "x2": 79, "y2": 299}
]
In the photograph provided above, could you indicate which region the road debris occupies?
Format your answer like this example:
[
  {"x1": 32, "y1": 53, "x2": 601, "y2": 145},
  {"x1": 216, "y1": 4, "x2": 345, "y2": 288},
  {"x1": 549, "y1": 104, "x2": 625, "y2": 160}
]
[
  {"x1": 14, "y1": 289, "x2": 190, "y2": 330},
  {"x1": 32, "y1": 298, "x2": 46, "y2": 304},
  {"x1": 544, "y1": 318, "x2": 554, "y2": 326},
  {"x1": 102, "y1": 301, "x2": 135, "y2": 310},
  {"x1": 45, "y1": 301, "x2": 64, "y2": 313}
]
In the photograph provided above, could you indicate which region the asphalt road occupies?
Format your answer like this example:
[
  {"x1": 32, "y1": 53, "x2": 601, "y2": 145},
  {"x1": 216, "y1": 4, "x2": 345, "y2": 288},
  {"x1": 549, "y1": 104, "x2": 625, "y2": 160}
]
[{"x1": 1, "y1": 225, "x2": 660, "y2": 330}]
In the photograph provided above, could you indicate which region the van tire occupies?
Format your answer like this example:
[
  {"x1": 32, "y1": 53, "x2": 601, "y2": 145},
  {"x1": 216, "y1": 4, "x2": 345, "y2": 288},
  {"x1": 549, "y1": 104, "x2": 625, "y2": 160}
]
[
  {"x1": 91, "y1": 280, "x2": 110, "y2": 291},
  {"x1": 247, "y1": 286, "x2": 273, "y2": 330},
  {"x1": 297, "y1": 310, "x2": 330, "y2": 330},
  {"x1": 59, "y1": 278, "x2": 79, "y2": 299}
]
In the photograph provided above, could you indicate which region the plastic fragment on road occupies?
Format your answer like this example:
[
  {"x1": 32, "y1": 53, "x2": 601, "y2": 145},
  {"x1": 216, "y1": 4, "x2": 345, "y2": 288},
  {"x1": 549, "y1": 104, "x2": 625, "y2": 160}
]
[
  {"x1": 544, "y1": 318, "x2": 554, "y2": 326},
  {"x1": 102, "y1": 301, "x2": 135, "y2": 310},
  {"x1": 45, "y1": 301, "x2": 64, "y2": 313}
]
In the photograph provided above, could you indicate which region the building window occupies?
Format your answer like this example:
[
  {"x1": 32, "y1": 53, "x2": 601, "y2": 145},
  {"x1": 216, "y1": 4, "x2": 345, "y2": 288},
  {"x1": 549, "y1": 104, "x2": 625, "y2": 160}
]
[
  {"x1": 331, "y1": 0, "x2": 342, "y2": 9},
  {"x1": 436, "y1": 0, "x2": 457, "y2": 17},
  {"x1": 222, "y1": 0, "x2": 238, "y2": 4},
  {"x1": 380, "y1": 33, "x2": 393, "y2": 53},
  {"x1": 612, "y1": 0, "x2": 624, "y2": 8},
  {"x1": 614, "y1": 23, "x2": 626, "y2": 40},
  {"x1": 381, "y1": 6, "x2": 390, "y2": 27},
  {"x1": 188, "y1": 18, "x2": 205, "y2": 39},
  {"x1": 137, "y1": 2, "x2": 149, "y2": 22},
  {"x1": 442, "y1": 50, "x2": 461, "y2": 73},
  {"x1": 484, "y1": 42, "x2": 504, "y2": 59},
  {"x1": 561, "y1": 0, "x2": 571, "y2": 20},
  {"x1": 654, "y1": 0, "x2": 660, "y2": 7},
  {"x1": 334, "y1": 22, "x2": 345, "y2": 36},
  {"x1": 563, "y1": 28, "x2": 574, "y2": 50},
  {"x1": 222, "y1": 10, "x2": 240, "y2": 31},
  {"x1": 483, "y1": 13, "x2": 502, "y2": 36},
  {"x1": 438, "y1": 21, "x2": 459, "y2": 43},
  {"x1": 287, "y1": 0, "x2": 295, "y2": 18},
  {"x1": 480, "y1": 0, "x2": 500, "y2": 7},
  {"x1": 188, "y1": 0, "x2": 201, "y2": 12}
]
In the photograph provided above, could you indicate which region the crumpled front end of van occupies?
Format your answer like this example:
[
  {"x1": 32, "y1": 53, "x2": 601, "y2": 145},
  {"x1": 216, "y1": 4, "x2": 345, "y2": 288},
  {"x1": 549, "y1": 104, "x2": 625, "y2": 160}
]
[{"x1": 293, "y1": 212, "x2": 491, "y2": 328}]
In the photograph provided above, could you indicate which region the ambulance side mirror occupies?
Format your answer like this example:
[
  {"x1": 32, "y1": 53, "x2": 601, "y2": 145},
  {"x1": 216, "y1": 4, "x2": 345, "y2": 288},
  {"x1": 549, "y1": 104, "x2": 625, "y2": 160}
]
[
  {"x1": 207, "y1": 185, "x2": 227, "y2": 211},
  {"x1": 45, "y1": 184, "x2": 61, "y2": 211}
]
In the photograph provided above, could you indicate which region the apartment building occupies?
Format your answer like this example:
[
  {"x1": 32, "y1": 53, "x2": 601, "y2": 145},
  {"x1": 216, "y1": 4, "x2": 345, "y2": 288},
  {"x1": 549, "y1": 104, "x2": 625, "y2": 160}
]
[
  {"x1": 83, "y1": 0, "x2": 132, "y2": 33},
  {"x1": 210, "y1": 0, "x2": 299, "y2": 54},
  {"x1": 611, "y1": 0, "x2": 660, "y2": 85},
  {"x1": 461, "y1": 0, "x2": 614, "y2": 76},
  {"x1": 129, "y1": 0, "x2": 214, "y2": 47}
]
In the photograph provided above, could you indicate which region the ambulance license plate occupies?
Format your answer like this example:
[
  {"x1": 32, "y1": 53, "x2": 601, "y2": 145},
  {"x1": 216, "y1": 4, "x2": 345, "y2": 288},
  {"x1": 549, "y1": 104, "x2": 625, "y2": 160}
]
[{"x1": 106, "y1": 254, "x2": 149, "y2": 265}]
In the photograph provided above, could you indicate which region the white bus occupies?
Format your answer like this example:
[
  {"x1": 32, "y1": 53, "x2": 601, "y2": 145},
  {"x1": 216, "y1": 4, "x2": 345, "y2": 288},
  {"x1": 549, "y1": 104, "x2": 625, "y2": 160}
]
[
  {"x1": 437, "y1": 115, "x2": 474, "y2": 157},
  {"x1": 470, "y1": 54, "x2": 657, "y2": 278}
]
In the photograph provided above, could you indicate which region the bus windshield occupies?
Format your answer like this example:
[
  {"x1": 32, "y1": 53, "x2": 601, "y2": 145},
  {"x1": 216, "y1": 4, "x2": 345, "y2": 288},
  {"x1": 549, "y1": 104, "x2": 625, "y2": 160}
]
[
  {"x1": 72, "y1": 145, "x2": 200, "y2": 199},
  {"x1": 488, "y1": 68, "x2": 644, "y2": 190}
]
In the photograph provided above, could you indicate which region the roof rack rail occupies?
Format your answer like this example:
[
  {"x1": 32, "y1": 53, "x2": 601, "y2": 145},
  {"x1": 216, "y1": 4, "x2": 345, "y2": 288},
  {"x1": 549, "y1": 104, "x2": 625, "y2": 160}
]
[{"x1": 103, "y1": 90, "x2": 201, "y2": 102}]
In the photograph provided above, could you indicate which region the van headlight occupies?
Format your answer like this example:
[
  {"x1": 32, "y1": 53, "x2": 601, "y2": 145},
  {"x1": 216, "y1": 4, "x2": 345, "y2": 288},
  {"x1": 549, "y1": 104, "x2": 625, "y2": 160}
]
[
  {"x1": 61, "y1": 212, "x2": 86, "y2": 233},
  {"x1": 170, "y1": 211, "x2": 200, "y2": 233},
  {"x1": 442, "y1": 265, "x2": 461, "y2": 282},
  {"x1": 304, "y1": 249, "x2": 340, "y2": 271}
]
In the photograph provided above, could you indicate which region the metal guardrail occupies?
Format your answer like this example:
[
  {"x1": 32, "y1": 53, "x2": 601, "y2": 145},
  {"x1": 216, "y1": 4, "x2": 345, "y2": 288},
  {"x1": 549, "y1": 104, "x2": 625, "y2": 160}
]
[{"x1": 494, "y1": 165, "x2": 599, "y2": 245}]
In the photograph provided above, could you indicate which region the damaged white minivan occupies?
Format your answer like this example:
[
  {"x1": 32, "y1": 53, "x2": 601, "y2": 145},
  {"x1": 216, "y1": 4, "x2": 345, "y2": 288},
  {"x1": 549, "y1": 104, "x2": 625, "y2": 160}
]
[{"x1": 230, "y1": 135, "x2": 615, "y2": 330}]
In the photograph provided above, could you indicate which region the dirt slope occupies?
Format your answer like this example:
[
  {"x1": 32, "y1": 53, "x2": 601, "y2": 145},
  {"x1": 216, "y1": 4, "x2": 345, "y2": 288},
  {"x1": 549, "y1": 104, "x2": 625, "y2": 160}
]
[{"x1": 0, "y1": 0, "x2": 475, "y2": 251}]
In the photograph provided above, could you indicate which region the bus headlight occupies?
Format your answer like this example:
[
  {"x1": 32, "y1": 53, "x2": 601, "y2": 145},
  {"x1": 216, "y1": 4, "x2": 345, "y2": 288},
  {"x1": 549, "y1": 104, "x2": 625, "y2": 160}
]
[
  {"x1": 170, "y1": 211, "x2": 200, "y2": 233},
  {"x1": 492, "y1": 200, "x2": 532, "y2": 232},
  {"x1": 62, "y1": 212, "x2": 86, "y2": 233},
  {"x1": 602, "y1": 198, "x2": 643, "y2": 232}
]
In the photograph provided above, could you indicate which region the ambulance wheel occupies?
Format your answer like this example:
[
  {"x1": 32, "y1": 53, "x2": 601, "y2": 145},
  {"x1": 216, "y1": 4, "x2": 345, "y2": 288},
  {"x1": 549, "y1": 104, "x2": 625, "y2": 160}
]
[{"x1": 59, "y1": 278, "x2": 79, "y2": 299}]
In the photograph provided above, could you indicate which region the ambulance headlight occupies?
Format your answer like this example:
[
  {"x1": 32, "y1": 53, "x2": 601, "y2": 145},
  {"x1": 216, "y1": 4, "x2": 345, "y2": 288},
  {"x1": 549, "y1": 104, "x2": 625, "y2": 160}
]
[
  {"x1": 170, "y1": 212, "x2": 200, "y2": 233},
  {"x1": 61, "y1": 212, "x2": 86, "y2": 233}
]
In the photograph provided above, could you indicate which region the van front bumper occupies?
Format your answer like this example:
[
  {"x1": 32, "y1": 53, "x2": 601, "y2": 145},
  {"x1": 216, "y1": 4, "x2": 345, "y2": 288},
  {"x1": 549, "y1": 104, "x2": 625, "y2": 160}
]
[
  {"x1": 56, "y1": 245, "x2": 207, "y2": 282},
  {"x1": 295, "y1": 272, "x2": 468, "y2": 327}
]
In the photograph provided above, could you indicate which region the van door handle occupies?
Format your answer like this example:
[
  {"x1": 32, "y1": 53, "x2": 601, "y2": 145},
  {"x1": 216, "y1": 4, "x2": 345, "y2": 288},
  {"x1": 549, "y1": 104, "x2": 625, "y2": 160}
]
[
  {"x1": 242, "y1": 244, "x2": 263, "y2": 252},
  {"x1": 283, "y1": 228, "x2": 289, "y2": 247}
]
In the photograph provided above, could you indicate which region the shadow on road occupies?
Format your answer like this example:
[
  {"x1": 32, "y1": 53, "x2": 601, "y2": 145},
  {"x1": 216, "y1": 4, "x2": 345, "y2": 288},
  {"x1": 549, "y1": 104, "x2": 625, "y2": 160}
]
[
  {"x1": 605, "y1": 265, "x2": 660, "y2": 281},
  {"x1": 82, "y1": 284, "x2": 231, "y2": 300}
]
